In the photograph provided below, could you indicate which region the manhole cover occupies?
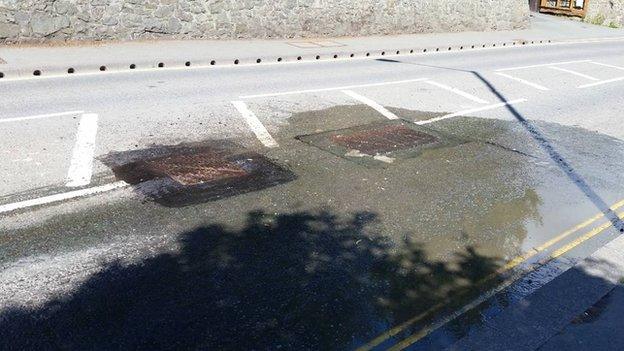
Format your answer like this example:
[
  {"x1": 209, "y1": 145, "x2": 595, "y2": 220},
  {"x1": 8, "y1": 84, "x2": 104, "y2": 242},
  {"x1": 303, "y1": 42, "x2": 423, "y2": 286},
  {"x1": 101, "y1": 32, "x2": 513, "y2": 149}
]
[
  {"x1": 143, "y1": 153, "x2": 248, "y2": 185},
  {"x1": 296, "y1": 121, "x2": 464, "y2": 166},
  {"x1": 102, "y1": 142, "x2": 295, "y2": 207},
  {"x1": 331, "y1": 124, "x2": 438, "y2": 154}
]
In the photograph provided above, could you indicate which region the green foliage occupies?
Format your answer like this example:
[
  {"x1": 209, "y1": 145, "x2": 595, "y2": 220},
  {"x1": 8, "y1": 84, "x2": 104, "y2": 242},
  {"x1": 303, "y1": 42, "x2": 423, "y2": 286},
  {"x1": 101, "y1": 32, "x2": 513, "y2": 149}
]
[{"x1": 590, "y1": 14, "x2": 606, "y2": 25}]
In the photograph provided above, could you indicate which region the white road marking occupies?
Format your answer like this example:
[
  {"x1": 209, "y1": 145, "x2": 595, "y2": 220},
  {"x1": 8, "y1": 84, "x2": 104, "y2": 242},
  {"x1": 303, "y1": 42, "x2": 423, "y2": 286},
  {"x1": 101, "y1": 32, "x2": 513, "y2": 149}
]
[
  {"x1": 415, "y1": 99, "x2": 527, "y2": 125},
  {"x1": 578, "y1": 76, "x2": 624, "y2": 89},
  {"x1": 0, "y1": 110, "x2": 84, "y2": 123},
  {"x1": 0, "y1": 181, "x2": 128, "y2": 214},
  {"x1": 341, "y1": 90, "x2": 399, "y2": 120},
  {"x1": 495, "y1": 72, "x2": 550, "y2": 91},
  {"x1": 239, "y1": 78, "x2": 429, "y2": 99},
  {"x1": 66, "y1": 113, "x2": 99, "y2": 187},
  {"x1": 231, "y1": 101, "x2": 279, "y2": 148},
  {"x1": 423, "y1": 80, "x2": 489, "y2": 104},
  {"x1": 495, "y1": 60, "x2": 592, "y2": 72},
  {"x1": 588, "y1": 61, "x2": 624, "y2": 71},
  {"x1": 549, "y1": 66, "x2": 599, "y2": 81}
]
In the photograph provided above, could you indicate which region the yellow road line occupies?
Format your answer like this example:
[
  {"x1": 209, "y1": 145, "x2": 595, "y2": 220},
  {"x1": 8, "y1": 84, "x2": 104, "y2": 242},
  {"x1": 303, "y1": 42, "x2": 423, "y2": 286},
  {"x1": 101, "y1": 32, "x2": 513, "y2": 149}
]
[
  {"x1": 550, "y1": 218, "x2": 617, "y2": 259},
  {"x1": 356, "y1": 198, "x2": 624, "y2": 351},
  {"x1": 389, "y1": 209, "x2": 624, "y2": 351}
]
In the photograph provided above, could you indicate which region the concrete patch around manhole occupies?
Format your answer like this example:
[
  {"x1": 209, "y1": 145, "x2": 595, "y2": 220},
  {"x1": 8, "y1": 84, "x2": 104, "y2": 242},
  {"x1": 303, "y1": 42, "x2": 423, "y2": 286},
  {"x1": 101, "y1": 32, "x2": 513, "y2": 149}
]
[
  {"x1": 100, "y1": 141, "x2": 295, "y2": 207},
  {"x1": 296, "y1": 120, "x2": 466, "y2": 167}
]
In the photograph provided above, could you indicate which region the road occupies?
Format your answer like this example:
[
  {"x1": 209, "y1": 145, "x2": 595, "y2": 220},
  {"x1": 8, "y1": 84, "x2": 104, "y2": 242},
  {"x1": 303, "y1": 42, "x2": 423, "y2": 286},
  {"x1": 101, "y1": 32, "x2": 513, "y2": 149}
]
[{"x1": 2, "y1": 39, "x2": 624, "y2": 350}]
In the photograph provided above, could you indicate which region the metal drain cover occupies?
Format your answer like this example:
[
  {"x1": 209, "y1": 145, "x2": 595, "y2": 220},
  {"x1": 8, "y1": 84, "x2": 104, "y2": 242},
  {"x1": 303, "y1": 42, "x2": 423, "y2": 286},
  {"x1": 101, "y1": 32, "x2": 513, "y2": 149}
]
[
  {"x1": 296, "y1": 121, "x2": 462, "y2": 166},
  {"x1": 102, "y1": 142, "x2": 295, "y2": 207},
  {"x1": 143, "y1": 153, "x2": 248, "y2": 185},
  {"x1": 331, "y1": 124, "x2": 438, "y2": 154}
]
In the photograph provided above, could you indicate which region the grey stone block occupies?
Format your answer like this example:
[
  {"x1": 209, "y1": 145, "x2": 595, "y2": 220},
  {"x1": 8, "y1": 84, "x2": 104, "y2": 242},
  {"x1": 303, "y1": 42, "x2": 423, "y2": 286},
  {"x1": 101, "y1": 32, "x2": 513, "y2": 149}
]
[{"x1": 0, "y1": 0, "x2": 530, "y2": 43}]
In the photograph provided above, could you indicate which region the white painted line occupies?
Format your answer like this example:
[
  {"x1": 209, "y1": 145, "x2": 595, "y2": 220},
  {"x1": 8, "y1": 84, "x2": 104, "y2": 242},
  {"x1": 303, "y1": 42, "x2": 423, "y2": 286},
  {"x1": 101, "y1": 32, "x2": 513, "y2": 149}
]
[
  {"x1": 495, "y1": 72, "x2": 550, "y2": 91},
  {"x1": 549, "y1": 66, "x2": 599, "y2": 81},
  {"x1": 578, "y1": 76, "x2": 624, "y2": 89},
  {"x1": 66, "y1": 113, "x2": 99, "y2": 187},
  {"x1": 239, "y1": 78, "x2": 429, "y2": 99},
  {"x1": 0, "y1": 181, "x2": 128, "y2": 214},
  {"x1": 423, "y1": 80, "x2": 489, "y2": 104},
  {"x1": 495, "y1": 60, "x2": 592, "y2": 72},
  {"x1": 588, "y1": 61, "x2": 624, "y2": 71},
  {"x1": 0, "y1": 110, "x2": 84, "y2": 123},
  {"x1": 341, "y1": 90, "x2": 399, "y2": 120},
  {"x1": 231, "y1": 101, "x2": 279, "y2": 148},
  {"x1": 415, "y1": 99, "x2": 527, "y2": 125}
]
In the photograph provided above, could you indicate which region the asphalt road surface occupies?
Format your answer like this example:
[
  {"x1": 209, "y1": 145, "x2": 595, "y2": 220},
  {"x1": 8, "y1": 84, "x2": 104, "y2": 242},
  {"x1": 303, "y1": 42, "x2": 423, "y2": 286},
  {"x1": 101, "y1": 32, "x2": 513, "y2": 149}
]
[{"x1": 2, "y1": 40, "x2": 624, "y2": 350}]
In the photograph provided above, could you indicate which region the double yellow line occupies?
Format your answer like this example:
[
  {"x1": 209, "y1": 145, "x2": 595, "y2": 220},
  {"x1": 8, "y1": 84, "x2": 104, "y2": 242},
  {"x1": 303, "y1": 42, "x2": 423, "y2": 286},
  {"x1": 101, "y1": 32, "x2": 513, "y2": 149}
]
[{"x1": 357, "y1": 199, "x2": 624, "y2": 351}]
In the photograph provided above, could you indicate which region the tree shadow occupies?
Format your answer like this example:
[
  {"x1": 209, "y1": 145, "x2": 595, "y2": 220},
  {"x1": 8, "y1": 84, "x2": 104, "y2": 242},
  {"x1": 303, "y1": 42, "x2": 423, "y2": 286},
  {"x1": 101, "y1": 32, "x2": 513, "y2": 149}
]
[{"x1": 0, "y1": 209, "x2": 503, "y2": 351}]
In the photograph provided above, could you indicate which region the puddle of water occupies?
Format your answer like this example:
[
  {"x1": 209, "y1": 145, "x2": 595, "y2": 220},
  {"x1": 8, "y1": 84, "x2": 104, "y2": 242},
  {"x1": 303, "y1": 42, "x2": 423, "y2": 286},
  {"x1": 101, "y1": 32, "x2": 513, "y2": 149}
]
[{"x1": 6, "y1": 105, "x2": 624, "y2": 351}]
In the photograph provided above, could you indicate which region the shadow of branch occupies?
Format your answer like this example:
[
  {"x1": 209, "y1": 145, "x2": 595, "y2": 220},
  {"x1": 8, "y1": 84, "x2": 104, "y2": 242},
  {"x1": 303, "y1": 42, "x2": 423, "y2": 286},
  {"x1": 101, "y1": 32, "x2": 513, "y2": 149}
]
[{"x1": 1, "y1": 209, "x2": 502, "y2": 351}]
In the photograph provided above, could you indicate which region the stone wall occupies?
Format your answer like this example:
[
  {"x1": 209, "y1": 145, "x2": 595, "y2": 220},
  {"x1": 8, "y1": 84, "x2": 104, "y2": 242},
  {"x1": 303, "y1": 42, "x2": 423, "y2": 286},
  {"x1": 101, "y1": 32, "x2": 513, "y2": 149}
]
[
  {"x1": 0, "y1": 0, "x2": 529, "y2": 43},
  {"x1": 586, "y1": 0, "x2": 624, "y2": 27}
]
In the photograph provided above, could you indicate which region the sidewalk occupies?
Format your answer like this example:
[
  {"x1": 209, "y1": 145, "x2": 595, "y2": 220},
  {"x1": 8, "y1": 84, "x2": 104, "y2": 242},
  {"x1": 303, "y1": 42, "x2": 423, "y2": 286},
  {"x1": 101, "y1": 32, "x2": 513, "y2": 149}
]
[
  {"x1": 0, "y1": 13, "x2": 623, "y2": 80},
  {"x1": 539, "y1": 285, "x2": 624, "y2": 350},
  {"x1": 449, "y1": 228, "x2": 624, "y2": 350}
]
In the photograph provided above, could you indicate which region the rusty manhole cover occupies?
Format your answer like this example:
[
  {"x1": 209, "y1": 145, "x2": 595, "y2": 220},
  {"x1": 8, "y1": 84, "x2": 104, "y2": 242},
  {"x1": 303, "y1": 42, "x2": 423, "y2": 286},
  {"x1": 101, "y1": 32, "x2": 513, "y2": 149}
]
[
  {"x1": 101, "y1": 142, "x2": 295, "y2": 207},
  {"x1": 143, "y1": 153, "x2": 248, "y2": 185},
  {"x1": 296, "y1": 121, "x2": 462, "y2": 166},
  {"x1": 331, "y1": 124, "x2": 438, "y2": 154}
]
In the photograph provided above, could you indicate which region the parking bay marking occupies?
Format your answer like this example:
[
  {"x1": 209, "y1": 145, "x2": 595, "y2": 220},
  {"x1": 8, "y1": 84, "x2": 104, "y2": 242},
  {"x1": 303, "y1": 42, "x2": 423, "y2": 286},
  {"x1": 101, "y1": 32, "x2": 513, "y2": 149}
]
[
  {"x1": 66, "y1": 113, "x2": 99, "y2": 187},
  {"x1": 357, "y1": 198, "x2": 624, "y2": 351},
  {"x1": 341, "y1": 90, "x2": 400, "y2": 120},
  {"x1": 495, "y1": 60, "x2": 592, "y2": 72},
  {"x1": 0, "y1": 110, "x2": 84, "y2": 123},
  {"x1": 588, "y1": 61, "x2": 624, "y2": 71},
  {"x1": 0, "y1": 181, "x2": 129, "y2": 214},
  {"x1": 578, "y1": 76, "x2": 624, "y2": 89},
  {"x1": 238, "y1": 78, "x2": 429, "y2": 99},
  {"x1": 415, "y1": 99, "x2": 527, "y2": 125},
  {"x1": 231, "y1": 101, "x2": 279, "y2": 148},
  {"x1": 423, "y1": 80, "x2": 489, "y2": 104},
  {"x1": 549, "y1": 66, "x2": 599, "y2": 81},
  {"x1": 495, "y1": 72, "x2": 550, "y2": 91}
]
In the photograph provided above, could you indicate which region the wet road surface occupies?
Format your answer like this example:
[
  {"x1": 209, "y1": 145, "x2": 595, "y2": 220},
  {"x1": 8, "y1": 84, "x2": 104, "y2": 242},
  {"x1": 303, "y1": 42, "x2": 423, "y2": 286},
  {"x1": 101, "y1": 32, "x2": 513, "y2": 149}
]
[{"x1": 2, "y1": 40, "x2": 624, "y2": 350}]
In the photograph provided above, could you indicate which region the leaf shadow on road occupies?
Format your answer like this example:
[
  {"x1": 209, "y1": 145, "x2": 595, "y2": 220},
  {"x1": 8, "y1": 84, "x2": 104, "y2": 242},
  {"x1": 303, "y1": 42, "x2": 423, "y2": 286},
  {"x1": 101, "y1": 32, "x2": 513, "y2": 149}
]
[{"x1": 0, "y1": 209, "x2": 504, "y2": 351}]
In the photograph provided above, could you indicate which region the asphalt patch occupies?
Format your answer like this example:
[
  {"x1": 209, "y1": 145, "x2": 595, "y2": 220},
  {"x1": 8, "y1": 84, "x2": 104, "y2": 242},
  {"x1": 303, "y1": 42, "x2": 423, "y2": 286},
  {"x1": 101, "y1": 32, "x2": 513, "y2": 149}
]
[{"x1": 101, "y1": 141, "x2": 295, "y2": 207}]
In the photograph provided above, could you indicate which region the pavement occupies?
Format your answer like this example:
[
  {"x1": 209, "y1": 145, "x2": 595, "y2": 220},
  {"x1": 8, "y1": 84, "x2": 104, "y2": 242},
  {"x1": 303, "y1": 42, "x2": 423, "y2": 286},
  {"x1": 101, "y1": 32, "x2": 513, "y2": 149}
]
[{"x1": 2, "y1": 12, "x2": 624, "y2": 351}]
